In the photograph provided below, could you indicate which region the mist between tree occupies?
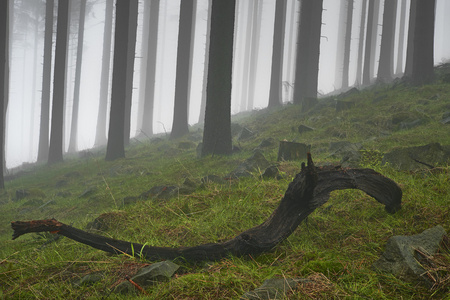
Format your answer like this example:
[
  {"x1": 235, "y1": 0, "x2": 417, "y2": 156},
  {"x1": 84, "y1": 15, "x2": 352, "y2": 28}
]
[{"x1": 3, "y1": 0, "x2": 450, "y2": 169}]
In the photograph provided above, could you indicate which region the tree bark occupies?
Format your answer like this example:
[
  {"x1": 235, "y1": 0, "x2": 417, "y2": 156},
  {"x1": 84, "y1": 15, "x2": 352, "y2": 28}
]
[
  {"x1": 48, "y1": 0, "x2": 70, "y2": 164},
  {"x1": 395, "y1": 0, "x2": 407, "y2": 76},
  {"x1": 362, "y1": 0, "x2": 375, "y2": 85},
  {"x1": 0, "y1": 0, "x2": 9, "y2": 189},
  {"x1": 37, "y1": 0, "x2": 54, "y2": 162},
  {"x1": 377, "y1": 0, "x2": 397, "y2": 83},
  {"x1": 355, "y1": 0, "x2": 367, "y2": 86},
  {"x1": 198, "y1": 0, "x2": 212, "y2": 124},
  {"x1": 11, "y1": 154, "x2": 402, "y2": 262},
  {"x1": 341, "y1": 0, "x2": 353, "y2": 89}
]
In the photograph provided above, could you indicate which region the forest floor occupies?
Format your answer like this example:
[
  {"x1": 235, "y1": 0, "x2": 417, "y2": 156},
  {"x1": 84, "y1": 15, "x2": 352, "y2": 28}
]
[{"x1": 1, "y1": 72, "x2": 450, "y2": 299}]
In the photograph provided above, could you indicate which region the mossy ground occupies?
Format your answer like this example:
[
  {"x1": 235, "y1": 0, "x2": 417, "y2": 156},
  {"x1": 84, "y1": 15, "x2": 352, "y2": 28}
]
[{"x1": 1, "y1": 78, "x2": 449, "y2": 299}]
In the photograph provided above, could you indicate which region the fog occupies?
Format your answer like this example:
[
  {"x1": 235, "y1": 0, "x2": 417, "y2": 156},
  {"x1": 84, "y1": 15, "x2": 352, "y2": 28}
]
[{"x1": 5, "y1": 0, "x2": 450, "y2": 169}]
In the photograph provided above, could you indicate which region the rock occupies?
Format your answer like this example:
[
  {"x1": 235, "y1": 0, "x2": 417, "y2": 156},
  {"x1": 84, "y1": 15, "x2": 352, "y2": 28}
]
[
  {"x1": 335, "y1": 100, "x2": 355, "y2": 112},
  {"x1": 258, "y1": 138, "x2": 275, "y2": 148},
  {"x1": 74, "y1": 273, "x2": 103, "y2": 287},
  {"x1": 277, "y1": 141, "x2": 311, "y2": 161},
  {"x1": 238, "y1": 127, "x2": 254, "y2": 140},
  {"x1": 78, "y1": 187, "x2": 97, "y2": 198},
  {"x1": 372, "y1": 226, "x2": 447, "y2": 286},
  {"x1": 441, "y1": 117, "x2": 450, "y2": 125},
  {"x1": 240, "y1": 278, "x2": 310, "y2": 300},
  {"x1": 231, "y1": 151, "x2": 271, "y2": 178},
  {"x1": 297, "y1": 125, "x2": 314, "y2": 134},
  {"x1": 262, "y1": 165, "x2": 279, "y2": 179},
  {"x1": 382, "y1": 142, "x2": 450, "y2": 171}
]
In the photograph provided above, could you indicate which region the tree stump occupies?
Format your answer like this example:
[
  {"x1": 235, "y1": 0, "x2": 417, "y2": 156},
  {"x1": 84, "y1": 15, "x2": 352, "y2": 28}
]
[{"x1": 277, "y1": 141, "x2": 311, "y2": 161}]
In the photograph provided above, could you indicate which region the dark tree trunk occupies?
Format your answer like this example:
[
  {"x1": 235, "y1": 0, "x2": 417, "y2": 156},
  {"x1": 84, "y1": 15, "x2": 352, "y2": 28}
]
[
  {"x1": 68, "y1": 0, "x2": 87, "y2": 153},
  {"x1": 170, "y1": 0, "x2": 196, "y2": 139},
  {"x1": 105, "y1": 0, "x2": 138, "y2": 161},
  {"x1": 268, "y1": 0, "x2": 286, "y2": 108},
  {"x1": 198, "y1": 0, "x2": 212, "y2": 123},
  {"x1": 94, "y1": 0, "x2": 113, "y2": 147},
  {"x1": 123, "y1": 0, "x2": 138, "y2": 145},
  {"x1": 410, "y1": 0, "x2": 435, "y2": 85},
  {"x1": 362, "y1": 0, "x2": 376, "y2": 85},
  {"x1": 0, "y1": 0, "x2": 9, "y2": 189},
  {"x1": 201, "y1": 0, "x2": 236, "y2": 157},
  {"x1": 377, "y1": 0, "x2": 397, "y2": 83},
  {"x1": 404, "y1": 0, "x2": 417, "y2": 77},
  {"x1": 37, "y1": 0, "x2": 54, "y2": 162},
  {"x1": 355, "y1": 0, "x2": 367, "y2": 86},
  {"x1": 293, "y1": 0, "x2": 323, "y2": 110},
  {"x1": 341, "y1": 0, "x2": 353, "y2": 89},
  {"x1": 395, "y1": 0, "x2": 407, "y2": 75},
  {"x1": 141, "y1": 0, "x2": 161, "y2": 137},
  {"x1": 11, "y1": 155, "x2": 402, "y2": 262},
  {"x1": 48, "y1": 0, "x2": 70, "y2": 164}
]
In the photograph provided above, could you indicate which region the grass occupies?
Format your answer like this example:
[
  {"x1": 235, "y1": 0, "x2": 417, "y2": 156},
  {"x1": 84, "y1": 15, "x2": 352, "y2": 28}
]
[{"x1": 1, "y1": 76, "x2": 450, "y2": 299}]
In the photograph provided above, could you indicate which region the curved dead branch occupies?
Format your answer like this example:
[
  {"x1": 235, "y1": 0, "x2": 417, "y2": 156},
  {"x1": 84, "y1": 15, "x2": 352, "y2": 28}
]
[{"x1": 11, "y1": 153, "x2": 402, "y2": 262}]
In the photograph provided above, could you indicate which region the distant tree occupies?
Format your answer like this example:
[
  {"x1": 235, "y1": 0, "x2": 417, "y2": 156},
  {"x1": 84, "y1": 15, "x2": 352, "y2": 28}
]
[
  {"x1": 355, "y1": 0, "x2": 367, "y2": 86},
  {"x1": 404, "y1": 0, "x2": 416, "y2": 77},
  {"x1": 0, "y1": 0, "x2": 9, "y2": 188},
  {"x1": 341, "y1": 0, "x2": 353, "y2": 89},
  {"x1": 362, "y1": 0, "x2": 376, "y2": 85},
  {"x1": 409, "y1": 0, "x2": 435, "y2": 85},
  {"x1": 198, "y1": 0, "x2": 212, "y2": 123},
  {"x1": 293, "y1": 0, "x2": 323, "y2": 111},
  {"x1": 395, "y1": 0, "x2": 407, "y2": 75},
  {"x1": 37, "y1": 0, "x2": 54, "y2": 162},
  {"x1": 239, "y1": 0, "x2": 254, "y2": 112},
  {"x1": 123, "y1": 0, "x2": 138, "y2": 145},
  {"x1": 105, "y1": 0, "x2": 138, "y2": 161},
  {"x1": 334, "y1": 0, "x2": 347, "y2": 90},
  {"x1": 284, "y1": 0, "x2": 298, "y2": 102},
  {"x1": 267, "y1": 0, "x2": 286, "y2": 108},
  {"x1": 94, "y1": 0, "x2": 113, "y2": 147},
  {"x1": 201, "y1": 0, "x2": 235, "y2": 157},
  {"x1": 48, "y1": 0, "x2": 70, "y2": 164},
  {"x1": 377, "y1": 0, "x2": 397, "y2": 83},
  {"x1": 141, "y1": 0, "x2": 161, "y2": 136},
  {"x1": 170, "y1": 0, "x2": 196, "y2": 139},
  {"x1": 68, "y1": 0, "x2": 87, "y2": 153}
]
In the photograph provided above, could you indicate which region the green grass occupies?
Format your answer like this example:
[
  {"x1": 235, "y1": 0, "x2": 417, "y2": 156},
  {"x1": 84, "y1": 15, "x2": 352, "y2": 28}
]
[{"x1": 1, "y1": 77, "x2": 450, "y2": 299}]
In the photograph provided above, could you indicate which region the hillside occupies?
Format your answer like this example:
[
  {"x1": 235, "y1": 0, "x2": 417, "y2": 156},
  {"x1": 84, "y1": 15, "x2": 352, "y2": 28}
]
[{"x1": 0, "y1": 76, "x2": 449, "y2": 299}]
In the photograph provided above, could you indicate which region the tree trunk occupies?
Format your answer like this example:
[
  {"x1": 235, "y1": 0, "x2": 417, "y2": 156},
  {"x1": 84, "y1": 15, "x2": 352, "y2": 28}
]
[
  {"x1": 37, "y1": 0, "x2": 54, "y2": 162},
  {"x1": 105, "y1": 0, "x2": 138, "y2": 161},
  {"x1": 0, "y1": 0, "x2": 9, "y2": 189},
  {"x1": 141, "y1": 0, "x2": 161, "y2": 137},
  {"x1": 48, "y1": 0, "x2": 70, "y2": 164},
  {"x1": 170, "y1": 0, "x2": 196, "y2": 139},
  {"x1": 94, "y1": 0, "x2": 113, "y2": 148},
  {"x1": 239, "y1": 0, "x2": 254, "y2": 113},
  {"x1": 355, "y1": 0, "x2": 367, "y2": 86},
  {"x1": 293, "y1": 0, "x2": 323, "y2": 110},
  {"x1": 410, "y1": 0, "x2": 435, "y2": 85},
  {"x1": 198, "y1": 0, "x2": 212, "y2": 124},
  {"x1": 201, "y1": 0, "x2": 236, "y2": 157},
  {"x1": 395, "y1": 0, "x2": 407, "y2": 75},
  {"x1": 334, "y1": 0, "x2": 347, "y2": 90},
  {"x1": 11, "y1": 154, "x2": 402, "y2": 262},
  {"x1": 404, "y1": 0, "x2": 417, "y2": 77},
  {"x1": 341, "y1": 0, "x2": 353, "y2": 89},
  {"x1": 377, "y1": 0, "x2": 397, "y2": 83},
  {"x1": 268, "y1": 0, "x2": 286, "y2": 108},
  {"x1": 123, "y1": 0, "x2": 138, "y2": 145},
  {"x1": 362, "y1": 0, "x2": 375, "y2": 85},
  {"x1": 68, "y1": 0, "x2": 87, "y2": 153}
]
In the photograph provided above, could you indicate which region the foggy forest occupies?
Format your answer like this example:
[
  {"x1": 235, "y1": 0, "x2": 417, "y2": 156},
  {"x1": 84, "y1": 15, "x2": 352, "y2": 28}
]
[{"x1": 1, "y1": 0, "x2": 450, "y2": 298}]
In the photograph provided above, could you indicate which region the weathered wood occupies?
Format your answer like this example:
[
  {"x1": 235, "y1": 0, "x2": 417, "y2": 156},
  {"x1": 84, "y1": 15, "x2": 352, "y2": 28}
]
[{"x1": 11, "y1": 154, "x2": 402, "y2": 262}]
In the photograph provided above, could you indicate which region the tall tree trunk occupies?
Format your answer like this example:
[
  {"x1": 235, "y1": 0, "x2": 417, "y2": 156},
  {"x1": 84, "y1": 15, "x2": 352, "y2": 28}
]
[
  {"x1": 362, "y1": 0, "x2": 376, "y2": 85},
  {"x1": 355, "y1": 0, "x2": 367, "y2": 86},
  {"x1": 395, "y1": 0, "x2": 407, "y2": 75},
  {"x1": 141, "y1": 0, "x2": 161, "y2": 137},
  {"x1": 268, "y1": 0, "x2": 286, "y2": 108},
  {"x1": 293, "y1": 0, "x2": 323, "y2": 110},
  {"x1": 105, "y1": 0, "x2": 138, "y2": 161},
  {"x1": 136, "y1": 0, "x2": 150, "y2": 133},
  {"x1": 285, "y1": 0, "x2": 298, "y2": 102},
  {"x1": 123, "y1": 0, "x2": 138, "y2": 145},
  {"x1": 377, "y1": 0, "x2": 397, "y2": 83},
  {"x1": 410, "y1": 0, "x2": 435, "y2": 85},
  {"x1": 37, "y1": 0, "x2": 54, "y2": 162},
  {"x1": 170, "y1": 0, "x2": 196, "y2": 139},
  {"x1": 201, "y1": 0, "x2": 235, "y2": 157},
  {"x1": 404, "y1": 0, "x2": 417, "y2": 77},
  {"x1": 198, "y1": 0, "x2": 212, "y2": 123},
  {"x1": 239, "y1": 0, "x2": 254, "y2": 112},
  {"x1": 68, "y1": 0, "x2": 87, "y2": 153},
  {"x1": 0, "y1": 0, "x2": 9, "y2": 188},
  {"x1": 48, "y1": 0, "x2": 70, "y2": 164},
  {"x1": 94, "y1": 0, "x2": 113, "y2": 147},
  {"x1": 334, "y1": 0, "x2": 347, "y2": 90},
  {"x1": 341, "y1": 0, "x2": 353, "y2": 89}
]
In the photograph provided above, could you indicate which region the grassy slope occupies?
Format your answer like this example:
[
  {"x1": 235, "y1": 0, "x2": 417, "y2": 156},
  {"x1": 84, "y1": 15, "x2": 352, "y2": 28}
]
[{"x1": 0, "y1": 79, "x2": 449, "y2": 299}]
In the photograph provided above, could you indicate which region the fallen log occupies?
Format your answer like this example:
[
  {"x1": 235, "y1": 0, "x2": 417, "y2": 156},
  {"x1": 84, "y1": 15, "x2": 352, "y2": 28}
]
[{"x1": 11, "y1": 154, "x2": 402, "y2": 262}]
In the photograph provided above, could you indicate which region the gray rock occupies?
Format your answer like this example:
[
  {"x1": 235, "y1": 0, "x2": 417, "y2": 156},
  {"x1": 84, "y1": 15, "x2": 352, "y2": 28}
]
[
  {"x1": 74, "y1": 273, "x2": 103, "y2": 287},
  {"x1": 238, "y1": 127, "x2": 254, "y2": 140},
  {"x1": 372, "y1": 226, "x2": 447, "y2": 286},
  {"x1": 232, "y1": 151, "x2": 270, "y2": 178},
  {"x1": 241, "y1": 278, "x2": 311, "y2": 300},
  {"x1": 132, "y1": 261, "x2": 179, "y2": 287},
  {"x1": 262, "y1": 165, "x2": 279, "y2": 179},
  {"x1": 441, "y1": 116, "x2": 450, "y2": 125},
  {"x1": 297, "y1": 125, "x2": 314, "y2": 134}
]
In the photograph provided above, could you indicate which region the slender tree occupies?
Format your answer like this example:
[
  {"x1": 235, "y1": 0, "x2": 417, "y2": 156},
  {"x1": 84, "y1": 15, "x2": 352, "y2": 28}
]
[
  {"x1": 395, "y1": 0, "x2": 407, "y2": 75},
  {"x1": 171, "y1": 0, "x2": 196, "y2": 139},
  {"x1": 105, "y1": 0, "x2": 138, "y2": 161},
  {"x1": 48, "y1": 0, "x2": 70, "y2": 164},
  {"x1": 68, "y1": 0, "x2": 87, "y2": 153},
  {"x1": 0, "y1": 0, "x2": 9, "y2": 188},
  {"x1": 94, "y1": 0, "x2": 113, "y2": 147},
  {"x1": 293, "y1": 0, "x2": 323, "y2": 111},
  {"x1": 37, "y1": 0, "x2": 54, "y2": 162},
  {"x1": 267, "y1": 0, "x2": 286, "y2": 108},
  {"x1": 334, "y1": 0, "x2": 347, "y2": 90},
  {"x1": 239, "y1": 0, "x2": 254, "y2": 112},
  {"x1": 410, "y1": 0, "x2": 435, "y2": 85},
  {"x1": 377, "y1": 0, "x2": 397, "y2": 83},
  {"x1": 355, "y1": 0, "x2": 367, "y2": 86},
  {"x1": 201, "y1": 0, "x2": 236, "y2": 157},
  {"x1": 198, "y1": 0, "x2": 212, "y2": 123},
  {"x1": 404, "y1": 0, "x2": 417, "y2": 77},
  {"x1": 341, "y1": 0, "x2": 353, "y2": 88},
  {"x1": 141, "y1": 0, "x2": 161, "y2": 136},
  {"x1": 362, "y1": 0, "x2": 376, "y2": 85}
]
